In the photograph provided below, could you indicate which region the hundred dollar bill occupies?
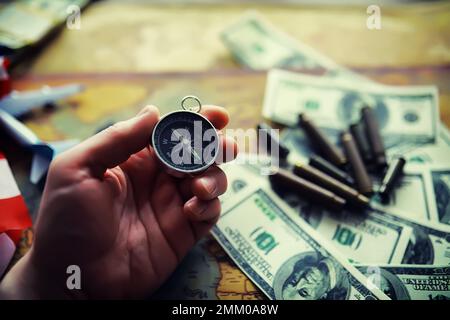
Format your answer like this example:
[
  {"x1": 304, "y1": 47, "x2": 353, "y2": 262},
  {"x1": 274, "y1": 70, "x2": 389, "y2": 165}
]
[
  {"x1": 221, "y1": 160, "x2": 412, "y2": 265},
  {"x1": 407, "y1": 165, "x2": 450, "y2": 226},
  {"x1": 426, "y1": 166, "x2": 450, "y2": 226},
  {"x1": 0, "y1": 0, "x2": 88, "y2": 49},
  {"x1": 263, "y1": 69, "x2": 439, "y2": 148},
  {"x1": 441, "y1": 124, "x2": 450, "y2": 144},
  {"x1": 370, "y1": 204, "x2": 450, "y2": 265},
  {"x1": 220, "y1": 156, "x2": 273, "y2": 212},
  {"x1": 220, "y1": 11, "x2": 373, "y2": 84},
  {"x1": 279, "y1": 126, "x2": 450, "y2": 226},
  {"x1": 281, "y1": 196, "x2": 412, "y2": 265},
  {"x1": 213, "y1": 184, "x2": 390, "y2": 300},
  {"x1": 375, "y1": 163, "x2": 450, "y2": 226},
  {"x1": 356, "y1": 265, "x2": 450, "y2": 300},
  {"x1": 375, "y1": 169, "x2": 432, "y2": 223},
  {"x1": 386, "y1": 125, "x2": 450, "y2": 167}
]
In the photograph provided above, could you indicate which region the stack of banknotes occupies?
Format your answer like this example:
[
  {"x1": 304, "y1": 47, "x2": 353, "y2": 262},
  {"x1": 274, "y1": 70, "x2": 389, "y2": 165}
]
[{"x1": 215, "y1": 11, "x2": 450, "y2": 300}]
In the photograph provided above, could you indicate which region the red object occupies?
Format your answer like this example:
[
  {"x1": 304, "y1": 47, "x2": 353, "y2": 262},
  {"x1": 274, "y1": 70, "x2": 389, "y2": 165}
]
[
  {"x1": 0, "y1": 57, "x2": 12, "y2": 99},
  {"x1": 0, "y1": 196, "x2": 30, "y2": 243},
  {"x1": 0, "y1": 152, "x2": 32, "y2": 245}
]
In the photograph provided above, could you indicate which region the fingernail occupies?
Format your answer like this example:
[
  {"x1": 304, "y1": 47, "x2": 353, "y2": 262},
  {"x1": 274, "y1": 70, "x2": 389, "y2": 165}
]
[
  {"x1": 136, "y1": 106, "x2": 150, "y2": 117},
  {"x1": 200, "y1": 177, "x2": 217, "y2": 196},
  {"x1": 137, "y1": 105, "x2": 159, "y2": 118},
  {"x1": 186, "y1": 198, "x2": 207, "y2": 216}
]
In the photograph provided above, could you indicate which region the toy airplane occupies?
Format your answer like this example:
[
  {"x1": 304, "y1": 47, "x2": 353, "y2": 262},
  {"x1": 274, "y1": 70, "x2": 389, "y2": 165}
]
[
  {"x1": 0, "y1": 56, "x2": 84, "y2": 118},
  {"x1": 0, "y1": 57, "x2": 82, "y2": 184},
  {"x1": 0, "y1": 84, "x2": 83, "y2": 183},
  {"x1": 0, "y1": 109, "x2": 79, "y2": 184},
  {"x1": 0, "y1": 83, "x2": 84, "y2": 117}
]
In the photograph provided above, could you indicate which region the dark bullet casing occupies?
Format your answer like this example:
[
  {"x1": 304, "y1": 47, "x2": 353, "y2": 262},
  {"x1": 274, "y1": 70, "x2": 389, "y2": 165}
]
[
  {"x1": 298, "y1": 113, "x2": 346, "y2": 167},
  {"x1": 269, "y1": 167, "x2": 346, "y2": 211},
  {"x1": 341, "y1": 131, "x2": 373, "y2": 195},
  {"x1": 361, "y1": 107, "x2": 387, "y2": 169},
  {"x1": 293, "y1": 163, "x2": 370, "y2": 208},
  {"x1": 350, "y1": 122, "x2": 373, "y2": 163},
  {"x1": 309, "y1": 155, "x2": 355, "y2": 186},
  {"x1": 257, "y1": 122, "x2": 290, "y2": 160},
  {"x1": 379, "y1": 157, "x2": 406, "y2": 203}
]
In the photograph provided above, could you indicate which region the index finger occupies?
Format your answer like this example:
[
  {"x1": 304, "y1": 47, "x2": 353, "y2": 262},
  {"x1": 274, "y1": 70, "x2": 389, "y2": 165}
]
[{"x1": 58, "y1": 106, "x2": 159, "y2": 178}]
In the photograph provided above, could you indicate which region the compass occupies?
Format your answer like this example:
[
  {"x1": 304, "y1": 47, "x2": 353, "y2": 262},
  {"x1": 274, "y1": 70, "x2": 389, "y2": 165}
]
[{"x1": 151, "y1": 96, "x2": 220, "y2": 177}]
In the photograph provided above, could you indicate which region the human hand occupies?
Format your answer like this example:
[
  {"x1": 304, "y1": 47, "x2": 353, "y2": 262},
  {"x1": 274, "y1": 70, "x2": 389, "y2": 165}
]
[{"x1": 0, "y1": 105, "x2": 237, "y2": 299}]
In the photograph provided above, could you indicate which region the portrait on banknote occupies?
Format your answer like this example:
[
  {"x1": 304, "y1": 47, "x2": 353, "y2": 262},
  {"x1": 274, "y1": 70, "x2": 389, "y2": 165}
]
[
  {"x1": 432, "y1": 171, "x2": 450, "y2": 225},
  {"x1": 274, "y1": 252, "x2": 350, "y2": 300}
]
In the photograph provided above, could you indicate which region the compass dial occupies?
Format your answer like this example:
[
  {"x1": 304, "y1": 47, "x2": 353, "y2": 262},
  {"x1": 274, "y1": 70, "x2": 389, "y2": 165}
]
[{"x1": 152, "y1": 111, "x2": 219, "y2": 174}]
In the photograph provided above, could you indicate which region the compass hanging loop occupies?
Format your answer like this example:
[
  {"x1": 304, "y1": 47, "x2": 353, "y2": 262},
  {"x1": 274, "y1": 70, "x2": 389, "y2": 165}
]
[{"x1": 181, "y1": 95, "x2": 202, "y2": 113}]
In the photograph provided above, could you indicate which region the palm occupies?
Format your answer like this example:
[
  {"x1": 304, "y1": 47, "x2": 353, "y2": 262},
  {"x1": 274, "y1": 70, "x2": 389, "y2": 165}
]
[
  {"x1": 79, "y1": 147, "x2": 204, "y2": 298},
  {"x1": 34, "y1": 147, "x2": 215, "y2": 298}
]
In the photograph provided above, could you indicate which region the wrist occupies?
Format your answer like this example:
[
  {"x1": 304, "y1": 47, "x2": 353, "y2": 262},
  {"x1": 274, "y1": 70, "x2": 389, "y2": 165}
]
[
  {"x1": 0, "y1": 249, "x2": 72, "y2": 299},
  {"x1": 0, "y1": 251, "x2": 38, "y2": 299}
]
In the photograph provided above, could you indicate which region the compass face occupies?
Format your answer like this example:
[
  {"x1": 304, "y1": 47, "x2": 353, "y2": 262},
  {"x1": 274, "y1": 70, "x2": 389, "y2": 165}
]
[{"x1": 152, "y1": 111, "x2": 220, "y2": 173}]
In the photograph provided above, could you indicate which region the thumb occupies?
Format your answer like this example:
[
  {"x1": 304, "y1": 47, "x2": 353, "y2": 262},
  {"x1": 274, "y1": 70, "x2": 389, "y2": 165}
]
[{"x1": 68, "y1": 105, "x2": 159, "y2": 177}]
